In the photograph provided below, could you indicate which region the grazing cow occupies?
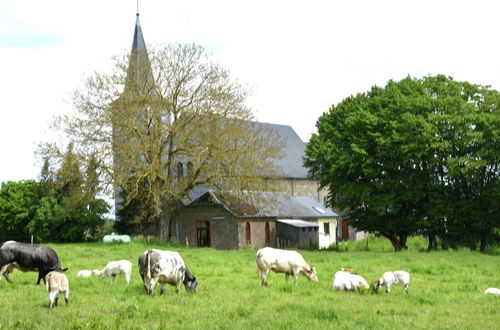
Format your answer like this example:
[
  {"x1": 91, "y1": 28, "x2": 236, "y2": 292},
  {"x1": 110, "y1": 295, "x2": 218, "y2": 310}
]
[
  {"x1": 484, "y1": 288, "x2": 500, "y2": 296},
  {"x1": 332, "y1": 270, "x2": 370, "y2": 292},
  {"x1": 77, "y1": 269, "x2": 100, "y2": 278},
  {"x1": 97, "y1": 260, "x2": 132, "y2": 284},
  {"x1": 45, "y1": 271, "x2": 69, "y2": 308},
  {"x1": 256, "y1": 247, "x2": 318, "y2": 286},
  {"x1": 374, "y1": 270, "x2": 410, "y2": 294},
  {"x1": 0, "y1": 241, "x2": 68, "y2": 284},
  {"x1": 138, "y1": 249, "x2": 197, "y2": 295}
]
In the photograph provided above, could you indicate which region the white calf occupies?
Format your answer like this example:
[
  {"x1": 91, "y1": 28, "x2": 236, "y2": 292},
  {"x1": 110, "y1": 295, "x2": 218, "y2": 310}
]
[
  {"x1": 332, "y1": 270, "x2": 370, "y2": 292},
  {"x1": 256, "y1": 247, "x2": 318, "y2": 286},
  {"x1": 77, "y1": 269, "x2": 100, "y2": 278},
  {"x1": 374, "y1": 270, "x2": 410, "y2": 293},
  {"x1": 45, "y1": 271, "x2": 69, "y2": 308},
  {"x1": 484, "y1": 288, "x2": 500, "y2": 296},
  {"x1": 98, "y1": 260, "x2": 132, "y2": 284}
]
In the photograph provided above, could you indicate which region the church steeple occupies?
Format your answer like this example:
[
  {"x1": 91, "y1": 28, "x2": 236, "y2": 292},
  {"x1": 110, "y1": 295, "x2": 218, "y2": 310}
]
[
  {"x1": 126, "y1": 9, "x2": 152, "y2": 92},
  {"x1": 131, "y1": 13, "x2": 147, "y2": 53}
]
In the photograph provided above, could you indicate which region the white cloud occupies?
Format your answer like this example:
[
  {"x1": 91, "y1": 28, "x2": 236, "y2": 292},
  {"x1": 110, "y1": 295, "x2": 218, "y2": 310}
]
[{"x1": 1, "y1": 0, "x2": 500, "y2": 182}]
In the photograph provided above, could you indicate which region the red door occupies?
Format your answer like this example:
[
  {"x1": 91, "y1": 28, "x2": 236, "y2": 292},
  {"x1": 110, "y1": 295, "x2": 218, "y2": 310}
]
[{"x1": 341, "y1": 220, "x2": 349, "y2": 240}]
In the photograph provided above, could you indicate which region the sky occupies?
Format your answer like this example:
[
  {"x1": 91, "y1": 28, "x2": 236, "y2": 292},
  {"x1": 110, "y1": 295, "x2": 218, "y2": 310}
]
[{"x1": 2, "y1": 0, "x2": 500, "y2": 183}]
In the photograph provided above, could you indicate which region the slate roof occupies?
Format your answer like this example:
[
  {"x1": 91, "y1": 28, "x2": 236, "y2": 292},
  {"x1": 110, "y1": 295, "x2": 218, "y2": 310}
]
[
  {"x1": 131, "y1": 14, "x2": 147, "y2": 52},
  {"x1": 251, "y1": 121, "x2": 309, "y2": 179},
  {"x1": 187, "y1": 190, "x2": 338, "y2": 219}
]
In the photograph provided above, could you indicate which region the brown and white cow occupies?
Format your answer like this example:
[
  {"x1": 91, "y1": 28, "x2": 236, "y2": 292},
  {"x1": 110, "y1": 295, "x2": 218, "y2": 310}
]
[{"x1": 256, "y1": 247, "x2": 318, "y2": 286}]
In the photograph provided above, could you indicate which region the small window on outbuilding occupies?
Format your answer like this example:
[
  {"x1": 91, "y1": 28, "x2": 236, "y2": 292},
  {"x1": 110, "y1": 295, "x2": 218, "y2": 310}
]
[
  {"x1": 265, "y1": 221, "x2": 271, "y2": 246},
  {"x1": 324, "y1": 222, "x2": 330, "y2": 235},
  {"x1": 245, "y1": 222, "x2": 251, "y2": 245}
]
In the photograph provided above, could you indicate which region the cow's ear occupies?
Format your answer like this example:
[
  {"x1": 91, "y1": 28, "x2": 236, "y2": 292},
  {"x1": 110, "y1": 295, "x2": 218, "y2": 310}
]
[{"x1": 311, "y1": 267, "x2": 316, "y2": 273}]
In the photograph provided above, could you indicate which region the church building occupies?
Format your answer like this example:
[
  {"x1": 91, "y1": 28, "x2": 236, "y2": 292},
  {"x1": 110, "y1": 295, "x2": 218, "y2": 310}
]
[{"x1": 117, "y1": 12, "x2": 365, "y2": 249}]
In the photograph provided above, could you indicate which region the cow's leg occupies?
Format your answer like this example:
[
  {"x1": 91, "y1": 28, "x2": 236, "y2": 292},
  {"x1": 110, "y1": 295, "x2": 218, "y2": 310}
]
[
  {"x1": 386, "y1": 284, "x2": 391, "y2": 293},
  {"x1": 48, "y1": 292, "x2": 56, "y2": 309},
  {"x1": 55, "y1": 294, "x2": 59, "y2": 307},
  {"x1": 175, "y1": 281, "x2": 182, "y2": 293},
  {"x1": 64, "y1": 289, "x2": 69, "y2": 306},
  {"x1": 160, "y1": 284, "x2": 165, "y2": 295},
  {"x1": 285, "y1": 273, "x2": 289, "y2": 282},
  {"x1": 261, "y1": 269, "x2": 269, "y2": 286},
  {"x1": 48, "y1": 291, "x2": 58, "y2": 308},
  {"x1": 404, "y1": 283, "x2": 409, "y2": 294},
  {"x1": 147, "y1": 278, "x2": 159, "y2": 295},
  {"x1": 293, "y1": 269, "x2": 300, "y2": 284},
  {"x1": 110, "y1": 274, "x2": 116, "y2": 283},
  {"x1": 0, "y1": 264, "x2": 12, "y2": 283},
  {"x1": 125, "y1": 272, "x2": 130, "y2": 284},
  {"x1": 37, "y1": 272, "x2": 44, "y2": 285}
]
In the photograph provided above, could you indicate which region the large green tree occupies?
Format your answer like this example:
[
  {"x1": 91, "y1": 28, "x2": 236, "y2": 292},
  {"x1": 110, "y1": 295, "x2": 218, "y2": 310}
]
[
  {"x1": 305, "y1": 75, "x2": 500, "y2": 251},
  {"x1": 0, "y1": 180, "x2": 41, "y2": 241}
]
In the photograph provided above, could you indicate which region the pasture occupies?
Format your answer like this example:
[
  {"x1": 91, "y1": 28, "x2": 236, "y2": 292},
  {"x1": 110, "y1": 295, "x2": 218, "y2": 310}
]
[{"x1": 0, "y1": 238, "x2": 499, "y2": 329}]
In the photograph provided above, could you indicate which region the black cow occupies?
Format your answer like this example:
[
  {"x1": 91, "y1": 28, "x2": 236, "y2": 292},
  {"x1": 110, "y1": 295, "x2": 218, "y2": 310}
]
[{"x1": 0, "y1": 241, "x2": 68, "y2": 284}]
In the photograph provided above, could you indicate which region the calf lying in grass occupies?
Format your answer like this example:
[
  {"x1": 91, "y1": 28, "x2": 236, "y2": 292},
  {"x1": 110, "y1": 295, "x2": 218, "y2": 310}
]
[
  {"x1": 77, "y1": 269, "x2": 100, "y2": 278},
  {"x1": 45, "y1": 271, "x2": 69, "y2": 308},
  {"x1": 374, "y1": 270, "x2": 410, "y2": 294},
  {"x1": 484, "y1": 288, "x2": 500, "y2": 296},
  {"x1": 332, "y1": 269, "x2": 369, "y2": 292}
]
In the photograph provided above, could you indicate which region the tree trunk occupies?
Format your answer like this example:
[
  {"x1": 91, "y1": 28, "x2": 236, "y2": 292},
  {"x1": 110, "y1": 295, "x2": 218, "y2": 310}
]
[
  {"x1": 468, "y1": 235, "x2": 477, "y2": 251},
  {"x1": 480, "y1": 237, "x2": 488, "y2": 252},
  {"x1": 382, "y1": 232, "x2": 403, "y2": 251},
  {"x1": 439, "y1": 234, "x2": 449, "y2": 250},
  {"x1": 398, "y1": 233, "x2": 408, "y2": 250},
  {"x1": 427, "y1": 234, "x2": 438, "y2": 251}
]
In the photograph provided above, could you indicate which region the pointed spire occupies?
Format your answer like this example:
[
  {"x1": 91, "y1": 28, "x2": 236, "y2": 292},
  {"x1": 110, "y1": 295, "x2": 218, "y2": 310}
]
[{"x1": 131, "y1": 12, "x2": 147, "y2": 53}]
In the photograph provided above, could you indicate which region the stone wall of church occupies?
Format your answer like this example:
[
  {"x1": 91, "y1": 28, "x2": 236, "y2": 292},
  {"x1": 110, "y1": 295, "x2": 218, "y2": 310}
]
[{"x1": 270, "y1": 178, "x2": 329, "y2": 205}]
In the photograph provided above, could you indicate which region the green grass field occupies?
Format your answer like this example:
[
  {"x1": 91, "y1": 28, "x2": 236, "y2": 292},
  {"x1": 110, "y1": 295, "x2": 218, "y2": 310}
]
[{"x1": 0, "y1": 238, "x2": 499, "y2": 329}]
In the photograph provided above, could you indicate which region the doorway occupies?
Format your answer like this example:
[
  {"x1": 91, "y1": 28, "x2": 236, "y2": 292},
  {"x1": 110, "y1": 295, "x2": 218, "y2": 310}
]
[{"x1": 196, "y1": 221, "x2": 211, "y2": 247}]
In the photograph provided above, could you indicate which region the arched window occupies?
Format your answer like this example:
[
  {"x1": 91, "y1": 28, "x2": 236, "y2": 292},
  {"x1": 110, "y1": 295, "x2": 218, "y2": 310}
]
[
  {"x1": 245, "y1": 222, "x2": 251, "y2": 245},
  {"x1": 187, "y1": 162, "x2": 193, "y2": 179},
  {"x1": 265, "y1": 221, "x2": 271, "y2": 246},
  {"x1": 176, "y1": 162, "x2": 184, "y2": 179}
]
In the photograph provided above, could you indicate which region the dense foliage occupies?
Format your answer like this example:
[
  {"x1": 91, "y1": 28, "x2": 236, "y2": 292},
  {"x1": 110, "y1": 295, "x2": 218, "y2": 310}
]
[
  {"x1": 305, "y1": 75, "x2": 500, "y2": 251},
  {"x1": 0, "y1": 145, "x2": 110, "y2": 242}
]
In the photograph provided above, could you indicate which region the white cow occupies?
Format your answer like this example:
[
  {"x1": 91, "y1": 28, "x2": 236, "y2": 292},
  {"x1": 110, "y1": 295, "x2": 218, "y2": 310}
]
[
  {"x1": 77, "y1": 269, "x2": 100, "y2": 278},
  {"x1": 332, "y1": 270, "x2": 370, "y2": 292},
  {"x1": 256, "y1": 247, "x2": 318, "y2": 286},
  {"x1": 484, "y1": 288, "x2": 500, "y2": 296},
  {"x1": 374, "y1": 270, "x2": 410, "y2": 294},
  {"x1": 138, "y1": 249, "x2": 197, "y2": 295},
  {"x1": 45, "y1": 271, "x2": 69, "y2": 308},
  {"x1": 98, "y1": 260, "x2": 132, "y2": 284}
]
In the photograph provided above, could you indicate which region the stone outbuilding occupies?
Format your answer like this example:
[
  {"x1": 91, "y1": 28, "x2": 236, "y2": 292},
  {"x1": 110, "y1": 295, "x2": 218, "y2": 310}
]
[{"x1": 170, "y1": 190, "x2": 338, "y2": 250}]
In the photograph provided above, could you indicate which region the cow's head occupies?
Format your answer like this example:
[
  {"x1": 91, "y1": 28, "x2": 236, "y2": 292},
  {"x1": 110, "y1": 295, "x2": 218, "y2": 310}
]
[
  {"x1": 183, "y1": 267, "x2": 198, "y2": 293},
  {"x1": 304, "y1": 267, "x2": 319, "y2": 282},
  {"x1": 373, "y1": 280, "x2": 381, "y2": 292}
]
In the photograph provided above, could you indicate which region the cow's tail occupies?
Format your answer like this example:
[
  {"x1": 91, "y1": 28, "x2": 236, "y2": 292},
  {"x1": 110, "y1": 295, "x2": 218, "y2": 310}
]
[
  {"x1": 45, "y1": 272, "x2": 52, "y2": 292},
  {"x1": 146, "y1": 250, "x2": 152, "y2": 279}
]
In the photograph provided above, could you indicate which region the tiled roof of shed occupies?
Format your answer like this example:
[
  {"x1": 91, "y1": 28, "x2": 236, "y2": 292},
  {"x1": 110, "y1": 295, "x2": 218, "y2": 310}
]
[{"x1": 187, "y1": 190, "x2": 338, "y2": 219}]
